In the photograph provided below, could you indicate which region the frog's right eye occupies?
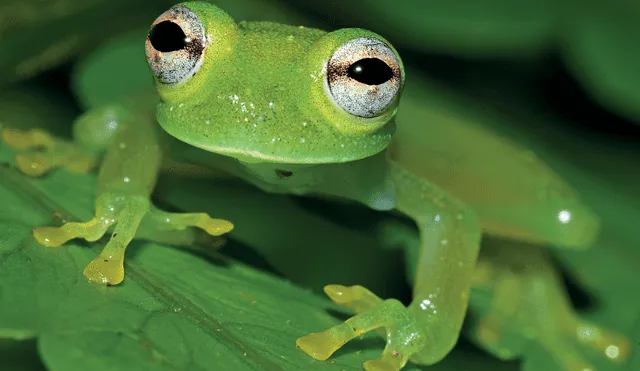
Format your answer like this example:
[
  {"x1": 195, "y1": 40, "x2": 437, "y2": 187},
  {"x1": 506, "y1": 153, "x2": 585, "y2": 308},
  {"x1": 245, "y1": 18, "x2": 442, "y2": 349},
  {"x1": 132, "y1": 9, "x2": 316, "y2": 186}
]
[
  {"x1": 145, "y1": 5, "x2": 208, "y2": 85},
  {"x1": 325, "y1": 37, "x2": 403, "y2": 119}
]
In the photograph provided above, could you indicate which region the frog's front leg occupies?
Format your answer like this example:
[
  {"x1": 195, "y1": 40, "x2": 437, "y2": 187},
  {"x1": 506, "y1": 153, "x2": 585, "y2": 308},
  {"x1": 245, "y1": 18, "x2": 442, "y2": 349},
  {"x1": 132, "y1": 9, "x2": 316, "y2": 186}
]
[
  {"x1": 29, "y1": 106, "x2": 232, "y2": 285},
  {"x1": 470, "y1": 242, "x2": 630, "y2": 371},
  {"x1": 298, "y1": 159, "x2": 481, "y2": 370}
]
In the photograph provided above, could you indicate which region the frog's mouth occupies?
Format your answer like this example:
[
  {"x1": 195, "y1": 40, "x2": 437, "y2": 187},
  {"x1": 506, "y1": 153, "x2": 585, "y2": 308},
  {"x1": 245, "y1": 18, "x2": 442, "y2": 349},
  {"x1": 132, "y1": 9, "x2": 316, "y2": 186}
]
[{"x1": 156, "y1": 100, "x2": 395, "y2": 164}]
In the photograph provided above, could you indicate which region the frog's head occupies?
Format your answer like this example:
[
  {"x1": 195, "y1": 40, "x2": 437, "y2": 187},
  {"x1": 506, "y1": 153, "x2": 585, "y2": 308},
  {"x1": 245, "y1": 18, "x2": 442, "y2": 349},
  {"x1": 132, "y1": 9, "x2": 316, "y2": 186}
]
[{"x1": 145, "y1": 2, "x2": 404, "y2": 164}]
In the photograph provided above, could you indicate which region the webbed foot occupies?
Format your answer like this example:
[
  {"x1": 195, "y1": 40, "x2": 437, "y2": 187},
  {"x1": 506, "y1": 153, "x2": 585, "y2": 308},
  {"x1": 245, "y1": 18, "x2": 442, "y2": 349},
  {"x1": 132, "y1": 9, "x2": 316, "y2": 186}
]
[
  {"x1": 471, "y1": 245, "x2": 630, "y2": 370},
  {"x1": 34, "y1": 192, "x2": 233, "y2": 285},
  {"x1": 1, "y1": 127, "x2": 97, "y2": 176},
  {"x1": 297, "y1": 285, "x2": 427, "y2": 370}
]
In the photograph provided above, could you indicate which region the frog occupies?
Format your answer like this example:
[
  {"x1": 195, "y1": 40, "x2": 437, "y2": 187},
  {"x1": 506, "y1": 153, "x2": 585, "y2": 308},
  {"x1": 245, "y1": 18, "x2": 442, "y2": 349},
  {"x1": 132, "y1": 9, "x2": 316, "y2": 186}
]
[{"x1": 1, "y1": 2, "x2": 630, "y2": 370}]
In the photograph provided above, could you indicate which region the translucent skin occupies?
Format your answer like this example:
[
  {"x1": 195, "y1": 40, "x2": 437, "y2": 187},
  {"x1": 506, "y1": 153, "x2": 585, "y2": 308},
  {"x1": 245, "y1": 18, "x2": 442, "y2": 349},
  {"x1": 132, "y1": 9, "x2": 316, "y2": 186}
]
[{"x1": 0, "y1": 2, "x2": 629, "y2": 370}]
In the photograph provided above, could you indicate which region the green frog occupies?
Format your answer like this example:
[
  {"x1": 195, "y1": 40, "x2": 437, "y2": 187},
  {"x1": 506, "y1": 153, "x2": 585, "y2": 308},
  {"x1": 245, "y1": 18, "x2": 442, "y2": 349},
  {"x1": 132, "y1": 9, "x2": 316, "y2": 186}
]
[{"x1": 1, "y1": 2, "x2": 629, "y2": 370}]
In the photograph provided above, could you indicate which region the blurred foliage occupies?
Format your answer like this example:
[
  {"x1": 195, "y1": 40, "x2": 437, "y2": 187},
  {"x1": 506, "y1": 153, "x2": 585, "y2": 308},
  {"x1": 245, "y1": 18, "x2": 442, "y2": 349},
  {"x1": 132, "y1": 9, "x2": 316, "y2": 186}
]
[
  {"x1": 0, "y1": 0, "x2": 638, "y2": 370},
  {"x1": 0, "y1": 0, "x2": 178, "y2": 85}
]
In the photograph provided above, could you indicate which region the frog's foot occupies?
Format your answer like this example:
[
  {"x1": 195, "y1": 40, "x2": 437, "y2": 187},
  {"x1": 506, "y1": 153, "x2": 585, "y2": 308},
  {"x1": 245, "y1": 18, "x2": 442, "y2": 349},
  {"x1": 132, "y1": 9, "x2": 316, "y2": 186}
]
[
  {"x1": 471, "y1": 254, "x2": 631, "y2": 371},
  {"x1": 1, "y1": 127, "x2": 97, "y2": 176},
  {"x1": 297, "y1": 285, "x2": 426, "y2": 371},
  {"x1": 33, "y1": 192, "x2": 233, "y2": 285}
]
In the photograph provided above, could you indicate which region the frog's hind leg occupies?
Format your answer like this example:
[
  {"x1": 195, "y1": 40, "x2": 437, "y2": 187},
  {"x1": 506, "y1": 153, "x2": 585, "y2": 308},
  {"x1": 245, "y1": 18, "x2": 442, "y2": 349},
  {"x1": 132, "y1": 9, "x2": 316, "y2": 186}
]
[
  {"x1": 470, "y1": 241, "x2": 630, "y2": 370},
  {"x1": 2, "y1": 127, "x2": 97, "y2": 176},
  {"x1": 1, "y1": 105, "x2": 127, "y2": 176}
]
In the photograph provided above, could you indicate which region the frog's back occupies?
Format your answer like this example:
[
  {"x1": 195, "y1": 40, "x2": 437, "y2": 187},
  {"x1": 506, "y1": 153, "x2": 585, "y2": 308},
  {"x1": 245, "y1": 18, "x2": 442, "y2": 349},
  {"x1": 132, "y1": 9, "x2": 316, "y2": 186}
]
[{"x1": 390, "y1": 81, "x2": 599, "y2": 248}]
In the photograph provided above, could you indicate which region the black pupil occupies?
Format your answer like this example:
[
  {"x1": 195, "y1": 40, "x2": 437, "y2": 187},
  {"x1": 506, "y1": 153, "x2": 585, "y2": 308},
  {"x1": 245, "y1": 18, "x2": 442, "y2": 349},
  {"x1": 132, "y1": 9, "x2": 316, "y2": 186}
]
[
  {"x1": 347, "y1": 58, "x2": 394, "y2": 85},
  {"x1": 149, "y1": 21, "x2": 188, "y2": 52}
]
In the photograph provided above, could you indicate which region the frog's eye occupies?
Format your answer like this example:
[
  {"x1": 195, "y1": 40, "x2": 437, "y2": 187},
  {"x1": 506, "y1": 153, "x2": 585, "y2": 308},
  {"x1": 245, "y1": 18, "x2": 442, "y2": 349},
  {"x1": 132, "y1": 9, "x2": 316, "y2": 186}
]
[
  {"x1": 145, "y1": 5, "x2": 208, "y2": 85},
  {"x1": 325, "y1": 38, "x2": 402, "y2": 118}
]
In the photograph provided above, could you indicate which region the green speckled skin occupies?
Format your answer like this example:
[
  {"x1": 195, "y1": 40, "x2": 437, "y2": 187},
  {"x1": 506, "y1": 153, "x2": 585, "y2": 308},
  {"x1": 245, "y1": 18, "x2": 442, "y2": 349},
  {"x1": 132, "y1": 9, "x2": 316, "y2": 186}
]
[
  {"x1": 1, "y1": 2, "x2": 630, "y2": 370},
  {"x1": 155, "y1": 15, "x2": 400, "y2": 163}
]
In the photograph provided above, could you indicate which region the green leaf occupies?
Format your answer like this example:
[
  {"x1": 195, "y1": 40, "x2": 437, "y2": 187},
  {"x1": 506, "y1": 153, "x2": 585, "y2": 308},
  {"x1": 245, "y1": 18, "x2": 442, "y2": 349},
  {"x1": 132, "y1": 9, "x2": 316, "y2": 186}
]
[
  {"x1": 0, "y1": 158, "x2": 393, "y2": 370},
  {"x1": 0, "y1": 83, "x2": 524, "y2": 370}
]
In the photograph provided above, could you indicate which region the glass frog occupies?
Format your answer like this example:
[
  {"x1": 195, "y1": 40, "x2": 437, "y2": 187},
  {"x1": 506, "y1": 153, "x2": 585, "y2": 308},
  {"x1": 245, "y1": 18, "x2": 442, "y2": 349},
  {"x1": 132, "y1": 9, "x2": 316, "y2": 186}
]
[{"x1": 1, "y1": 2, "x2": 630, "y2": 370}]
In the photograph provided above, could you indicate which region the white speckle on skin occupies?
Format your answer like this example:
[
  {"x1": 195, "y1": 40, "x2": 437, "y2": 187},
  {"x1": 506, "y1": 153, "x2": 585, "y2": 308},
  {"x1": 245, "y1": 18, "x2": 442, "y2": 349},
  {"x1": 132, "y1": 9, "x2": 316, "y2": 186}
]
[
  {"x1": 123, "y1": 177, "x2": 130, "y2": 183},
  {"x1": 606, "y1": 345, "x2": 620, "y2": 359},
  {"x1": 106, "y1": 119, "x2": 117, "y2": 131},
  {"x1": 205, "y1": 120, "x2": 211, "y2": 125},
  {"x1": 558, "y1": 209, "x2": 571, "y2": 224},
  {"x1": 577, "y1": 326, "x2": 599, "y2": 341},
  {"x1": 119, "y1": 142, "x2": 126, "y2": 149},
  {"x1": 300, "y1": 137, "x2": 305, "y2": 143},
  {"x1": 178, "y1": 103, "x2": 184, "y2": 108}
]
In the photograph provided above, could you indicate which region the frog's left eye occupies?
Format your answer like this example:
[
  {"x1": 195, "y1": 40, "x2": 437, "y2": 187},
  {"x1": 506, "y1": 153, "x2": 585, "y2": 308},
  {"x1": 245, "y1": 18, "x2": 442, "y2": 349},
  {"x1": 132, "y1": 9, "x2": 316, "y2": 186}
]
[
  {"x1": 325, "y1": 38, "x2": 402, "y2": 118},
  {"x1": 145, "y1": 5, "x2": 208, "y2": 85}
]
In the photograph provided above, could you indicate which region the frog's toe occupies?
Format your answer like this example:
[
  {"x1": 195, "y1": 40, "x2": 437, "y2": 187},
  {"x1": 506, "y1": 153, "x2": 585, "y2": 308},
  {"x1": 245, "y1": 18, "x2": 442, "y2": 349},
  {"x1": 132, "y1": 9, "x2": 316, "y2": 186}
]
[
  {"x1": 297, "y1": 285, "x2": 426, "y2": 370},
  {"x1": 15, "y1": 152, "x2": 54, "y2": 176},
  {"x1": 2, "y1": 128, "x2": 96, "y2": 176},
  {"x1": 363, "y1": 355, "x2": 404, "y2": 371},
  {"x1": 323, "y1": 284, "x2": 383, "y2": 312},
  {"x1": 83, "y1": 255, "x2": 125, "y2": 285},
  {"x1": 2, "y1": 127, "x2": 52, "y2": 150},
  {"x1": 140, "y1": 208, "x2": 234, "y2": 242},
  {"x1": 33, "y1": 217, "x2": 108, "y2": 247}
]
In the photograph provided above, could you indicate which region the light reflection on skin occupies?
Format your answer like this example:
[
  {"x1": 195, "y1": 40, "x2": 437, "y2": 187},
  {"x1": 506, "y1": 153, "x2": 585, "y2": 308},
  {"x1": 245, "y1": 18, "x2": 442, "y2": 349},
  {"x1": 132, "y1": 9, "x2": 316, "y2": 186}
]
[{"x1": 558, "y1": 209, "x2": 571, "y2": 224}]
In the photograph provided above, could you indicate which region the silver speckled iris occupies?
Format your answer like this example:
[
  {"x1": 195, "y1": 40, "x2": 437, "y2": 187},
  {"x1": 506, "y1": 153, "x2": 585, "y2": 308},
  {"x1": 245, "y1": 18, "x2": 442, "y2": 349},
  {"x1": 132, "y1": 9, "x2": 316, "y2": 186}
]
[
  {"x1": 145, "y1": 5, "x2": 208, "y2": 85},
  {"x1": 325, "y1": 38, "x2": 402, "y2": 118}
]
